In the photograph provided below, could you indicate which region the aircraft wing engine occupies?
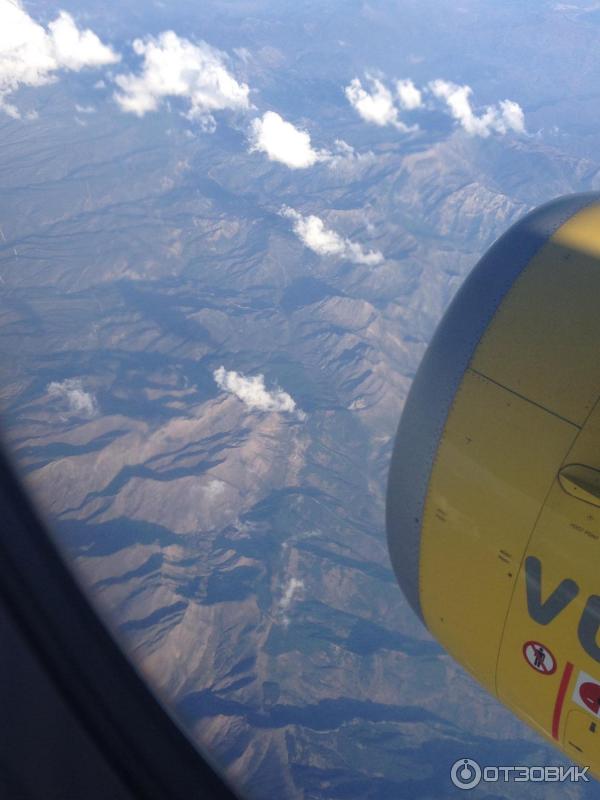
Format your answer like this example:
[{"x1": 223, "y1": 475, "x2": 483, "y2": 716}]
[{"x1": 386, "y1": 193, "x2": 600, "y2": 773}]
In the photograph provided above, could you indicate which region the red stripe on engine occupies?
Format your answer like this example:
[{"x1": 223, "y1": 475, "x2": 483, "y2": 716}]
[{"x1": 552, "y1": 661, "x2": 574, "y2": 740}]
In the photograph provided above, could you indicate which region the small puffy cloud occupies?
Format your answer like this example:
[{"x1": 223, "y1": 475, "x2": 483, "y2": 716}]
[
  {"x1": 248, "y1": 116, "x2": 370, "y2": 171},
  {"x1": 278, "y1": 577, "x2": 304, "y2": 626},
  {"x1": 498, "y1": 99, "x2": 526, "y2": 133},
  {"x1": 345, "y1": 71, "x2": 524, "y2": 140},
  {"x1": 331, "y1": 139, "x2": 356, "y2": 159},
  {"x1": 202, "y1": 479, "x2": 226, "y2": 500},
  {"x1": 345, "y1": 75, "x2": 415, "y2": 131},
  {"x1": 44, "y1": 12, "x2": 118, "y2": 71},
  {"x1": 429, "y1": 79, "x2": 525, "y2": 137},
  {"x1": 325, "y1": 139, "x2": 376, "y2": 172},
  {"x1": 249, "y1": 111, "x2": 323, "y2": 169},
  {"x1": 114, "y1": 31, "x2": 249, "y2": 128},
  {"x1": 0, "y1": 1, "x2": 119, "y2": 117},
  {"x1": 47, "y1": 379, "x2": 98, "y2": 417},
  {"x1": 396, "y1": 78, "x2": 422, "y2": 110},
  {"x1": 214, "y1": 366, "x2": 299, "y2": 414},
  {"x1": 279, "y1": 577, "x2": 304, "y2": 611},
  {"x1": 280, "y1": 206, "x2": 383, "y2": 266}
]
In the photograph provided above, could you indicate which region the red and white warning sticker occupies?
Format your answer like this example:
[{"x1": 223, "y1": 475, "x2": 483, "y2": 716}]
[
  {"x1": 522, "y1": 640, "x2": 556, "y2": 675},
  {"x1": 572, "y1": 670, "x2": 600, "y2": 718}
]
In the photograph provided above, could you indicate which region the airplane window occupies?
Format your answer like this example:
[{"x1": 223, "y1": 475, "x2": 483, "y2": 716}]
[{"x1": 0, "y1": 1, "x2": 598, "y2": 798}]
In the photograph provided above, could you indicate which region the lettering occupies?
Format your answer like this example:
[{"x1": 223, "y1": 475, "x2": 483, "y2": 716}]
[
  {"x1": 525, "y1": 556, "x2": 579, "y2": 625},
  {"x1": 578, "y1": 595, "x2": 600, "y2": 663},
  {"x1": 524, "y1": 557, "x2": 600, "y2": 665}
]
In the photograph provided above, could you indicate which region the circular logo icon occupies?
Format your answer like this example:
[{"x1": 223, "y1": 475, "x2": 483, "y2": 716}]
[
  {"x1": 522, "y1": 640, "x2": 556, "y2": 675},
  {"x1": 450, "y1": 758, "x2": 482, "y2": 790}
]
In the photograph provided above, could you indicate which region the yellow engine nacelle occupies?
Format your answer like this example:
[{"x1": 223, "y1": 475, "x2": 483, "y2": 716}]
[{"x1": 386, "y1": 193, "x2": 600, "y2": 774}]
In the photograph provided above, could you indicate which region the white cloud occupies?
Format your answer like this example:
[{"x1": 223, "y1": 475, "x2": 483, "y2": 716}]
[
  {"x1": 326, "y1": 139, "x2": 375, "y2": 171},
  {"x1": 248, "y1": 123, "x2": 370, "y2": 172},
  {"x1": 498, "y1": 99, "x2": 526, "y2": 134},
  {"x1": 396, "y1": 78, "x2": 422, "y2": 110},
  {"x1": 249, "y1": 110, "x2": 325, "y2": 169},
  {"x1": 0, "y1": 1, "x2": 119, "y2": 117},
  {"x1": 345, "y1": 71, "x2": 524, "y2": 140},
  {"x1": 114, "y1": 31, "x2": 249, "y2": 128},
  {"x1": 429, "y1": 79, "x2": 525, "y2": 137},
  {"x1": 214, "y1": 366, "x2": 299, "y2": 414},
  {"x1": 278, "y1": 577, "x2": 304, "y2": 626},
  {"x1": 44, "y1": 12, "x2": 118, "y2": 71},
  {"x1": 279, "y1": 577, "x2": 304, "y2": 611},
  {"x1": 202, "y1": 479, "x2": 226, "y2": 500},
  {"x1": 47, "y1": 378, "x2": 98, "y2": 417},
  {"x1": 280, "y1": 206, "x2": 383, "y2": 266},
  {"x1": 344, "y1": 75, "x2": 415, "y2": 131},
  {"x1": 331, "y1": 139, "x2": 356, "y2": 158}
]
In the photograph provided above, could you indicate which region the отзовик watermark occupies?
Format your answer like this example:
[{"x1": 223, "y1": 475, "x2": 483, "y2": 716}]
[{"x1": 450, "y1": 758, "x2": 589, "y2": 790}]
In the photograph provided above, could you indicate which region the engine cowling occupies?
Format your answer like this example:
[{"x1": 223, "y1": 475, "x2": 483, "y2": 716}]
[{"x1": 387, "y1": 193, "x2": 600, "y2": 774}]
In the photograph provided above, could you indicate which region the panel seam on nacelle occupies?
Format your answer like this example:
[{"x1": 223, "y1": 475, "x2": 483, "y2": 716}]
[{"x1": 469, "y1": 368, "x2": 582, "y2": 430}]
